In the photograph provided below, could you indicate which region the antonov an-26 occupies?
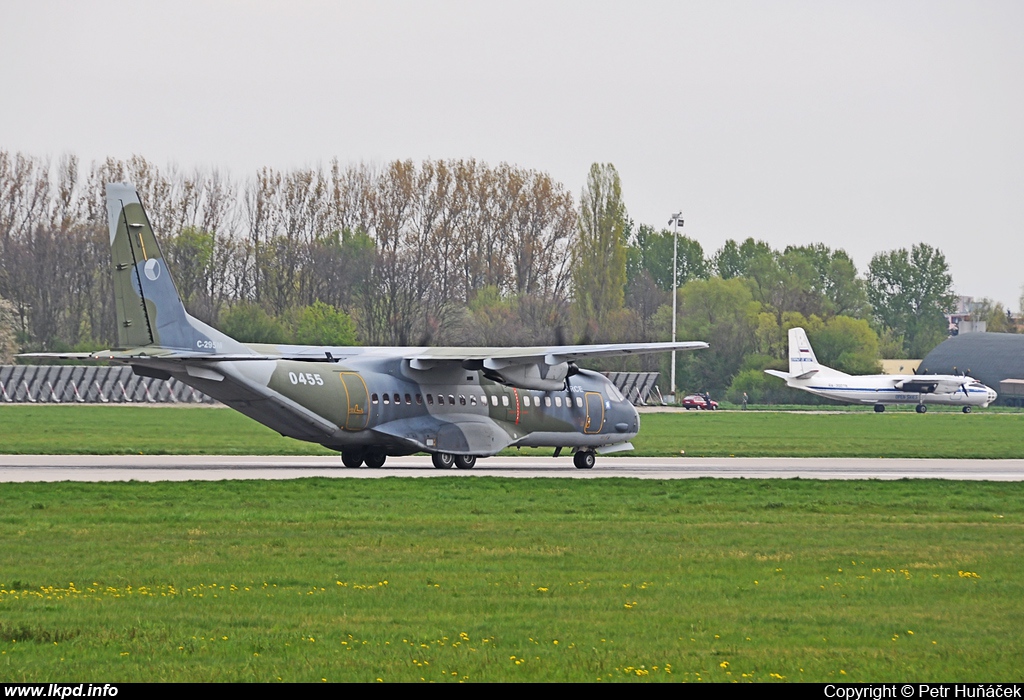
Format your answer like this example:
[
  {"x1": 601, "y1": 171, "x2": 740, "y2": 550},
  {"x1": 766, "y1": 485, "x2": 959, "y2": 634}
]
[
  {"x1": 24, "y1": 184, "x2": 708, "y2": 469},
  {"x1": 765, "y1": 327, "x2": 997, "y2": 413}
]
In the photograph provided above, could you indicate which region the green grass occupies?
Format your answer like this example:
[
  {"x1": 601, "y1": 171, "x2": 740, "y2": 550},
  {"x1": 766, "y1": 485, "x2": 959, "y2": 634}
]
[
  {"x1": 629, "y1": 412, "x2": 1024, "y2": 458},
  {"x1": 3, "y1": 405, "x2": 1024, "y2": 459},
  {"x1": 0, "y1": 478, "x2": 1020, "y2": 682}
]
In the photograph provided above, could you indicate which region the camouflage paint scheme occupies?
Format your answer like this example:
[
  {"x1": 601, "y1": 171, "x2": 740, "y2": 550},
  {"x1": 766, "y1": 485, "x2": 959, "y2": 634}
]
[{"x1": 31, "y1": 184, "x2": 708, "y2": 469}]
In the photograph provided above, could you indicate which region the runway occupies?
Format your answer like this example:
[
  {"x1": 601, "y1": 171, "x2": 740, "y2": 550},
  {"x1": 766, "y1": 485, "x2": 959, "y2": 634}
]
[{"x1": 0, "y1": 454, "x2": 1022, "y2": 482}]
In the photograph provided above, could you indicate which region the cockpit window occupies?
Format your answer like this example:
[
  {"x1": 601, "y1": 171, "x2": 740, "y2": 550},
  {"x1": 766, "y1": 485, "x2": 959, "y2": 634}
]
[{"x1": 607, "y1": 383, "x2": 625, "y2": 402}]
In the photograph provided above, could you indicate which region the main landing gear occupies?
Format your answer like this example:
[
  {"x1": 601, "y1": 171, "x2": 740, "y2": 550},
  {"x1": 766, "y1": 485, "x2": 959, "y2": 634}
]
[
  {"x1": 340, "y1": 449, "x2": 387, "y2": 468},
  {"x1": 873, "y1": 404, "x2": 885, "y2": 413},
  {"x1": 573, "y1": 450, "x2": 596, "y2": 469},
  {"x1": 431, "y1": 452, "x2": 454, "y2": 469},
  {"x1": 431, "y1": 452, "x2": 478, "y2": 469},
  {"x1": 915, "y1": 404, "x2": 927, "y2": 414},
  {"x1": 963, "y1": 406, "x2": 972, "y2": 413}
]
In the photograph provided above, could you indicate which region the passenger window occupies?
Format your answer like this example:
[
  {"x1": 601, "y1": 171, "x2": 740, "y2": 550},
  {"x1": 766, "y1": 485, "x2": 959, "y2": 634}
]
[
  {"x1": 371, "y1": 393, "x2": 379, "y2": 405},
  {"x1": 437, "y1": 394, "x2": 445, "y2": 406},
  {"x1": 426, "y1": 394, "x2": 433, "y2": 405},
  {"x1": 545, "y1": 397, "x2": 551, "y2": 407},
  {"x1": 460, "y1": 395, "x2": 467, "y2": 406},
  {"x1": 470, "y1": 396, "x2": 477, "y2": 406},
  {"x1": 394, "y1": 393, "x2": 401, "y2": 405},
  {"x1": 522, "y1": 396, "x2": 529, "y2": 407},
  {"x1": 449, "y1": 395, "x2": 455, "y2": 405},
  {"x1": 576, "y1": 397, "x2": 583, "y2": 407},
  {"x1": 405, "y1": 393, "x2": 412, "y2": 405},
  {"x1": 491, "y1": 395, "x2": 498, "y2": 406},
  {"x1": 555, "y1": 397, "x2": 562, "y2": 407},
  {"x1": 416, "y1": 394, "x2": 423, "y2": 405},
  {"x1": 383, "y1": 394, "x2": 390, "y2": 405},
  {"x1": 501, "y1": 395, "x2": 509, "y2": 407}
]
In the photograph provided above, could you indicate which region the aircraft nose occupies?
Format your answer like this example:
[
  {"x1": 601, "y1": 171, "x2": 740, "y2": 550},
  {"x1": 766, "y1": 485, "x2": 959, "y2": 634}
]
[{"x1": 614, "y1": 401, "x2": 640, "y2": 435}]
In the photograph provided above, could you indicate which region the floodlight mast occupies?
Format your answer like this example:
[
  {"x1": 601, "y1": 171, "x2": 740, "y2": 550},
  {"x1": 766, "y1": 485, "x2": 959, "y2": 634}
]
[{"x1": 668, "y1": 212, "x2": 684, "y2": 403}]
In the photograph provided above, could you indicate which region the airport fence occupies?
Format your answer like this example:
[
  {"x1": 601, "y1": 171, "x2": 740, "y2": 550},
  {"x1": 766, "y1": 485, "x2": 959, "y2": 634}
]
[
  {"x1": 602, "y1": 371, "x2": 663, "y2": 405},
  {"x1": 0, "y1": 365, "x2": 215, "y2": 404},
  {"x1": 3, "y1": 365, "x2": 656, "y2": 407}
]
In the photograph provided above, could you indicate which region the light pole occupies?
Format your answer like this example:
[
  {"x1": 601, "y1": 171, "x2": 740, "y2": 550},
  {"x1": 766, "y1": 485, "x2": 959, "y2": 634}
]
[{"x1": 668, "y1": 212, "x2": 684, "y2": 404}]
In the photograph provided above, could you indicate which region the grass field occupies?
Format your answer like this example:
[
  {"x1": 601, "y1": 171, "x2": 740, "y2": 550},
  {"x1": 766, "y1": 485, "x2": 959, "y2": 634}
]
[
  {"x1": 2, "y1": 404, "x2": 1024, "y2": 459},
  {"x1": 0, "y1": 478, "x2": 1021, "y2": 682}
]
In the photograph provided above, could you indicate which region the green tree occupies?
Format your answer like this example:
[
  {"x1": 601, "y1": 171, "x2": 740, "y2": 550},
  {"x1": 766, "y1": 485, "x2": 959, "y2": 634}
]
[
  {"x1": 220, "y1": 302, "x2": 289, "y2": 344},
  {"x1": 783, "y1": 244, "x2": 869, "y2": 318},
  {"x1": 808, "y1": 316, "x2": 881, "y2": 375},
  {"x1": 713, "y1": 238, "x2": 773, "y2": 280},
  {"x1": 166, "y1": 226, "x2": 216, "y2": 309},
  {"x1": 626, "y1": 224, "x2": 709, "y2": 291},
  {"x1": 658, "y1": 277, "x2": 763, "y2": 395},
  {"x1": 866, "y1": 244, "x2": 956, "y2": 358},
  {"x1": 573, "y1": 164, "x2": 628, "y2": 333},
  {"x1": 294, "y1": 301, "x2": 357, "y2": 346}
]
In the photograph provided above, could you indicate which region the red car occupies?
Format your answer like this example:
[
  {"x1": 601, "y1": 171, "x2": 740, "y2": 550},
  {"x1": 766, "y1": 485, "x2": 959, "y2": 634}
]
[{"x1": 682, "y1": 394, "x2": 719, "y2": 410}]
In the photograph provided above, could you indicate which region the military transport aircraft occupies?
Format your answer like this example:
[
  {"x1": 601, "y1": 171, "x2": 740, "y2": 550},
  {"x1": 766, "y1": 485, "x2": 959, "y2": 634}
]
[
  {"x1": 22, "y1": 184, "x2": 708, "y2": 469},
  {"x1": 765, "y1": 327, "x2": 997, "y2": 413}
]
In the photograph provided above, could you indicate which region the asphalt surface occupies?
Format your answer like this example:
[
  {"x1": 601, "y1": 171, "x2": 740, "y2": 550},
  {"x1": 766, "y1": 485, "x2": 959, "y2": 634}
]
[{"x1": 0, "y1": 455, "x2": 1022, "y2": 481}]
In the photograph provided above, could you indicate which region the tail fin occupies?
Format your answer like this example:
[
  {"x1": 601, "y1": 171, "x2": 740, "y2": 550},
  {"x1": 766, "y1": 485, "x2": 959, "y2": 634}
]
[
  {"x1": 106, "y1": 183, "x2": 247, "y2": 355},
  {"x1": 787, "y1": 327, "x2": 821, "y2": 377}
]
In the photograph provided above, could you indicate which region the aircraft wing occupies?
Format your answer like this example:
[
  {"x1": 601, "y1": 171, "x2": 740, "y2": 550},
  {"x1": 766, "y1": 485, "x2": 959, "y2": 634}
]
[
  {"x1": 894, "y1": 376, "x2": 971, "y2": 394},
  {"x1": 20, "y1": 341, "x2": 709, "y2": 365},
  {"x1": 401, "y1": 341, "x2": 708, "y2": 391},
  {"x1": 406, "y1": 341, "x2": 709, "y2": 367}
]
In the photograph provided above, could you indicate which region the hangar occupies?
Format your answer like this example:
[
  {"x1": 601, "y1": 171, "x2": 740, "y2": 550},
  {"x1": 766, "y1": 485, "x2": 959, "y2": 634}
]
[{"x1": 919, "y1": 333, "x2": 1024, "y2": 406}]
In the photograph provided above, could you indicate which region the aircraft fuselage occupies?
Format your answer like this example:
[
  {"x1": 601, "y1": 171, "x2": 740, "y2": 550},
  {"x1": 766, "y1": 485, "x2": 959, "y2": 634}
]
[
  {"x1": 168, "y1": 355, "x2": 639, "y2": 458},
  {"x1": 791, "y1": 376, "x2": 996, "y2": 408}
]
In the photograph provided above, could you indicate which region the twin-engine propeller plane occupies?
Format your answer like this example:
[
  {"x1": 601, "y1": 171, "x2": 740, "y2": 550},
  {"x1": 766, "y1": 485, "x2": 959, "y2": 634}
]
[
  {"x1": 23, "y1": 184, "x2": 708, "y2": 469},
  {"x1": 765, "y1": 327, "x2": 997, "y2": 413}
]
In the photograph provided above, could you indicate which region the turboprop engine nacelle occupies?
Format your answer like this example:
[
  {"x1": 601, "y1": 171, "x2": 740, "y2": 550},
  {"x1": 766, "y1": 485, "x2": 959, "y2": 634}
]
[{"x1": 473, "y1": 358, "x2": 574, "y2": 391}]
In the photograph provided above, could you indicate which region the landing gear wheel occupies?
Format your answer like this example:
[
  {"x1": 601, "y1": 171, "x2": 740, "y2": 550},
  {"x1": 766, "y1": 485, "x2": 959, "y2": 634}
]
[
  {"x1": 364, "y1": 450, "x2": 387, "y2": 468},
  {"x1": 963, "y1": 406, "x2": 972, "y2": 414},
  {"x1": 873, "y1": 404, "x2": 885, "y2": 413},
  {"x1": 915, "y1": 404, "x2": 927, "y2": 414},
  {"x1": 432, "y1": 452, "x2": 455, "y2": 469},
  {"x1": 341, "y1": 451, "x2": 364, "y2": 468},
  {"x1": 573, "y1": 450, "x2": 596, "y2": 469},
  {"x1": 454, "y1": 454, "x2": 477, "y2": 470}
]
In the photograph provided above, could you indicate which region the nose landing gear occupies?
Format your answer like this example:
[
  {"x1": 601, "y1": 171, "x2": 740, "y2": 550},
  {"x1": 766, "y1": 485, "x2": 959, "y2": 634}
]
[{"x1": 573, "y1": 450, "x2": 596, "y2": 469}]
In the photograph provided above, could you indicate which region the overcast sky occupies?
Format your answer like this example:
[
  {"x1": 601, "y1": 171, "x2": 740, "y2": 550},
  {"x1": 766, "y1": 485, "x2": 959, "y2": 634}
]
[{"x1": 2, "y1": 1, "x2": 1022, "y2": 308}]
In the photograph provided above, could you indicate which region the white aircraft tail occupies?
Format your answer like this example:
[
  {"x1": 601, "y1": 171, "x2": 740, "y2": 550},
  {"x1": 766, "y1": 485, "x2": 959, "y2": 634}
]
[{"x1": 787, "y1": 327, "x2": 821, "y2": 377}]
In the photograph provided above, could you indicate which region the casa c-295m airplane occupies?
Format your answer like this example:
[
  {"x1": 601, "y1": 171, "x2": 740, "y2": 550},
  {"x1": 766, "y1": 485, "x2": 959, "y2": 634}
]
[
  {"x1": 765, "y1": 327, "x2": 997, "y2": 413},
  {"x1": 24, "y1": 184, "x2": 708, "y2": 469}
]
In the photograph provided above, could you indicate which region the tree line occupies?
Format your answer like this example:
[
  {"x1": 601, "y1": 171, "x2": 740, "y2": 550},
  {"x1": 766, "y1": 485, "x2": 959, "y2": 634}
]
[{"x1": 1, "y1": 150, "x2": 1006, "y2": 402}]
